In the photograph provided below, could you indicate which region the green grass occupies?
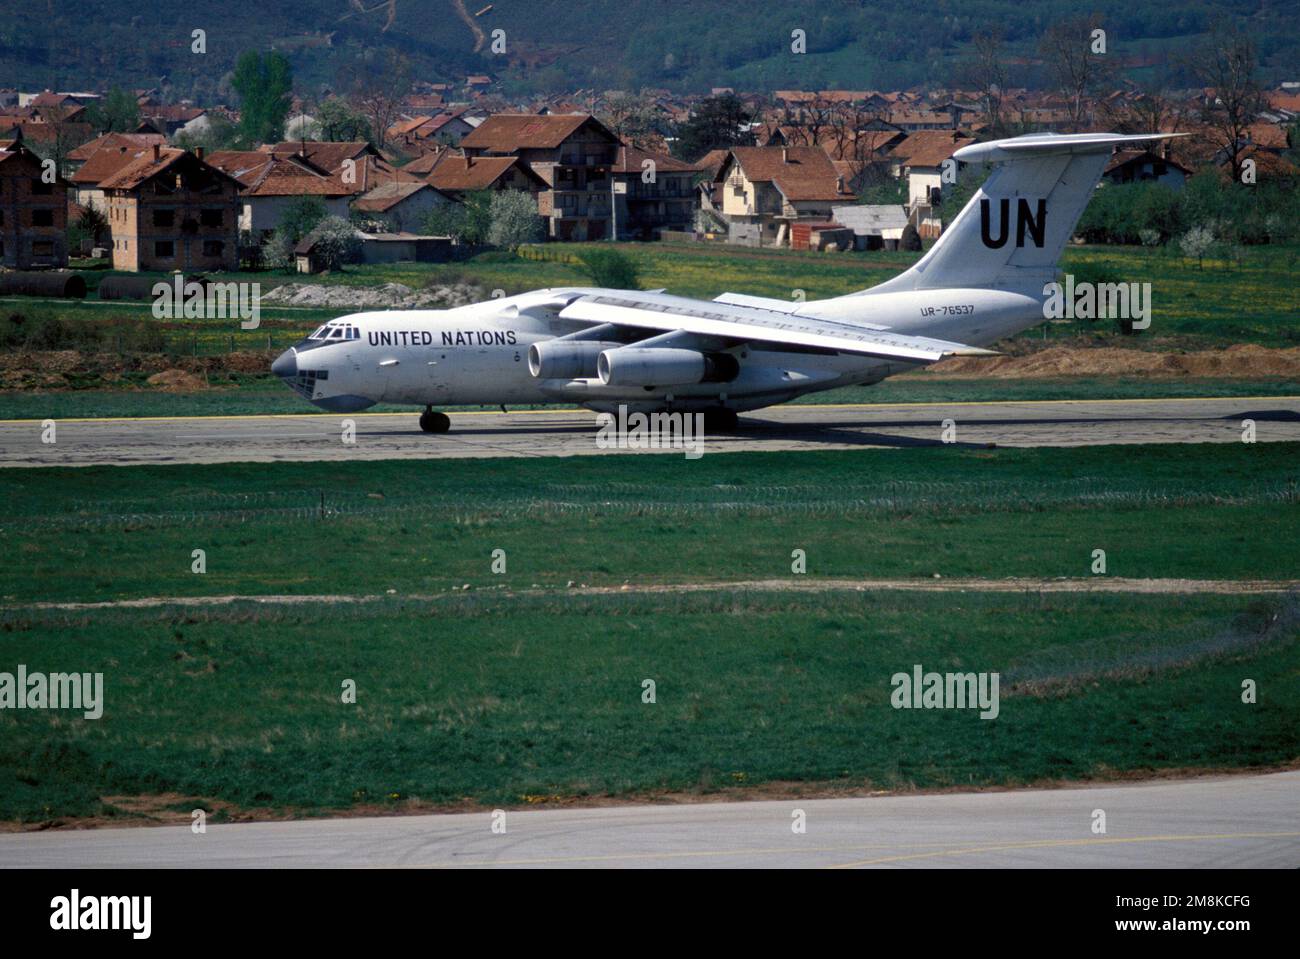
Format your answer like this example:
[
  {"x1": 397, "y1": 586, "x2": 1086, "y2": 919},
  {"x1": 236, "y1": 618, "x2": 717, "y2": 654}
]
[
  {"x1": 3, "y1": 443, "x2": 1296, "y2": 823},
  {"x1": 3, "y1": 444, "x2": 1298, "y2": 605},
  {"x1": 6, "y1": 240, "x2": 1299, "y2": 355},
  {"x1": 1, "y1": 590, "x2": 1295, "y2": 823}
]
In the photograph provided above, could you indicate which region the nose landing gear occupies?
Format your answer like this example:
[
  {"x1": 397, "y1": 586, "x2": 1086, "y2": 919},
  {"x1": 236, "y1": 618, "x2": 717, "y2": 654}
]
[{"x1": 419, "y1": 407, "x2": 451, "y2": 433}]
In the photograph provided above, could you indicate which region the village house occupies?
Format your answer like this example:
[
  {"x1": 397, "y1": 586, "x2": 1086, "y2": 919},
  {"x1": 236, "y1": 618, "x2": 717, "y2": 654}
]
[
  {"x1": 99, "y1": 145, "x2": 241, "y2": 272},
  {"x1": 422, "y1": 151, "x2": 548, "y2": 199},
  {"x1": 459, "y1": 113, "x2": 621, "y2": 240},
  {"x1": 887, "y1": 131, "x2": 975, "y2": 240},
  {"x1": 609, "y1": 144, "x2": 697, "y2": 240},
  {"x1": 1103, "y1": 149, "x2": 1193, "y2": 188},
  {"x1": 206, "y1": 149, "x2": 354, "y2": 237},
  {"x1": 66, "y1": 132, "x2": 169, "y2": 210},
  {"x1": 352, "y1": 181, "x2": 450, "y2": 232},
  {"x1": 0, "y1": 139, "x2": 70, "y2": 268},
  {"x1": 388, "y1": 110, "x2": 478, "y2": 152},
  {"x1": 263, "y1": 140, "x2": 420, "y2": 195},
  {"x1": 889, "y1": 130, "x2": 975, "y2": 207},
  {"x1": 713, "y1": 146, "x2": 856, "y2": 247}
]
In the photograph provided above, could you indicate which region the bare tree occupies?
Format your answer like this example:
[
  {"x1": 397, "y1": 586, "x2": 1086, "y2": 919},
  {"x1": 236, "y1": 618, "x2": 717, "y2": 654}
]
[
  {"x1": 1186, "y1": 23, "x2": 1265, "y2": 183},
  {"x1": 968, "y1": 28, "x2": 1007, "y2": 137},
  {"x1": 1100, "y1": 84, "x2": 1183, "y2": 136},
  {"x1": 345, "y1": 50, "x2": 413, "y2": 150},
  {"x1": 1039, "y1": 14, "x2": 1113, "y2": 132},
  {"x1": 599, "y1": 90, "x2": 660, "y2": 148}
]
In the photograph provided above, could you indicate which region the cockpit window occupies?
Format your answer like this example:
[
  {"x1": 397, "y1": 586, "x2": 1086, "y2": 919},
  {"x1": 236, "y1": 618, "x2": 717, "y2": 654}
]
[{"x1": 308, "y1": 323, "x2": 360, "y2": 342}]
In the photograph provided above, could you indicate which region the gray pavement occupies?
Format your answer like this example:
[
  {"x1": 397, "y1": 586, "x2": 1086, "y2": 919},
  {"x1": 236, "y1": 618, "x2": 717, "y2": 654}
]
[
  {"x1": 2, "y1": 396, "x2": 1298, "y2": 467},
  {"x1": 1, "y1": 771, "x2": 1296, "y2": 868}
]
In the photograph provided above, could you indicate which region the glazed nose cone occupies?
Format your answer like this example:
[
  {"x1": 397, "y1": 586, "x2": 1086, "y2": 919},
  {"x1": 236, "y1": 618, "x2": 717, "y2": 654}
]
[{"x1": 271, "y1": 348, "x2": 297, "y2": 378}]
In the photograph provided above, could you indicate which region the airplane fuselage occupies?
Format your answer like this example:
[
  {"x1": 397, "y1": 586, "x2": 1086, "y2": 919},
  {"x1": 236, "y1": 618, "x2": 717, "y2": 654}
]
[{"x1": 274, "y1": 285, "x2": 1043, "y2": 416}]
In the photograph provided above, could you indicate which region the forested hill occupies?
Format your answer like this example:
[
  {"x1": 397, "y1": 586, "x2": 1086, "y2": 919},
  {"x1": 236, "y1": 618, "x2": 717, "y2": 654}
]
[{"x1": 2, "y1": 0, "x2": 1296, "y2": 99}]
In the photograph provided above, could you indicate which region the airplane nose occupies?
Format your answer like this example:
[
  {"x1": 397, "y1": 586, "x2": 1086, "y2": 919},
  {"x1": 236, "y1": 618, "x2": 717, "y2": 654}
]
[{"x1": 271, "y1": 348, "x2": 297, "y2": 378}]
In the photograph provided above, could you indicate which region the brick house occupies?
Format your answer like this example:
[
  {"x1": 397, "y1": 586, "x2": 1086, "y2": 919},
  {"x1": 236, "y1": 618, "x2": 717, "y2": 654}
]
[
  {"x1": 459, "y1": 113, "x2": 621, "y2": 240},
  {"x1": 67, "y1": 132, "x2": 169, "y2": 211},
  {"x1": 0, "y1": 139, "x2": 69, "y2": 268},
  {"x1": 713, "y1": 146, "x2": 856, "y2": 247},
  {"x1": 206, "y1": 149, "x2": 353, "y2": 238},
  {"x1": 100, "y1": 145, "x2": 242, "y2": 272},
  {"x1": 609, "y1": 144, "x2": 697, "y2": 240},
  {"x1": 423, "y1": 151, "x2": 548, "y2": 199}
]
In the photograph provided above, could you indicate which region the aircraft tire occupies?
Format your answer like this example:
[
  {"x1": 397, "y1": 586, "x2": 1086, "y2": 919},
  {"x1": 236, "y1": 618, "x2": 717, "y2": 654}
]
[{"x1": 419, "y1": 410, "x2": 451, "y2": 433}]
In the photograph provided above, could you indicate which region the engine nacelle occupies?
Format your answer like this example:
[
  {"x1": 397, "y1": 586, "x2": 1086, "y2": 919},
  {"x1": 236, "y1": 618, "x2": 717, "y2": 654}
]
[
  {"x1": 528, "y1": 340, "x2": 624, "y2": 379},
  {"x1": 597, "y1": 347, "x2": 740, "y2": 388}
]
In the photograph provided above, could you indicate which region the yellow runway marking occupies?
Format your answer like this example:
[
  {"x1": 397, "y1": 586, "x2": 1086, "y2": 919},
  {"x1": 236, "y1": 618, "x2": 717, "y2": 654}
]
[
  {"x1": 1, "y1": 396, "x2": 1295, "y2": 426},
  {"x1": 825, "y1": 830, "x2": 1300, "y2": 868},
  {"x1": 394, "y1": 830, "x2": 1300, "y2": 868}
]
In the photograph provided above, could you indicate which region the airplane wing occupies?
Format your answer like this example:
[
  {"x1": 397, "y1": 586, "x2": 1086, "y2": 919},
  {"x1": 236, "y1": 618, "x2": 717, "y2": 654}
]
[{"x1": 557, "y1": 290, "x2": 996, "y2": 362}]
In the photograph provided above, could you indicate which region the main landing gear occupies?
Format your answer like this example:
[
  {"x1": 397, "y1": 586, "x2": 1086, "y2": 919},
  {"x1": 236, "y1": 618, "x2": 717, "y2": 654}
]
[
  {"x1": 419, "y1": 407, "x2": 451, "y2": 433},
  {"x1": 702, "y1": 408, "x2": 739, "y2": 431}
]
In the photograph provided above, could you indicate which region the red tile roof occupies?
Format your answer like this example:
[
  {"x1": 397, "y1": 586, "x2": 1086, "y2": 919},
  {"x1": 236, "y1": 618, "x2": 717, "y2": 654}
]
[
  {"x1": 889, "y1": 130, "x2": 974, "y2": 168},
  {"x1": 426, "y1": 153, "x2": 544, "y2": 191},
  {"x1": 67, "y1": 131, "x2": 166, "y2": 164},
  {"x1": 460, "y1": 113, "x2": 615, "y2": 152},
  {"x1": 724, "y1": 146, "x2": 856, "y2": 202}
]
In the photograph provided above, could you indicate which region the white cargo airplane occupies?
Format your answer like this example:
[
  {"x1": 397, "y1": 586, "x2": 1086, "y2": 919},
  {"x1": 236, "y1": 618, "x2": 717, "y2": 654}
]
[{"x1": 272, "y1": 132, "x2": 1179, "y2": 432}]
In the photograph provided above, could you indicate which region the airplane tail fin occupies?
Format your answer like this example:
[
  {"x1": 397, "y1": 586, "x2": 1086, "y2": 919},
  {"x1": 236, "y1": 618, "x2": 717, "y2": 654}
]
[{"x1": 860, "y1": 132, "x2": 1188, "y2": 296}]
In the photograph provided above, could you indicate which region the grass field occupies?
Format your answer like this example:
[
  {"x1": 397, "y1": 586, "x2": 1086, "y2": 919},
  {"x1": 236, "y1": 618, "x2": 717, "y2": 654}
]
[
  {"x1": 2, "y1": 443, "x2": 1297, "y2": 824},
  {"x1": 8, "y1": 239, "x2": 1300, "y2": 353},
  {"x1": 1, "y1": 590, "x2": 1295, "y2": 823},
  {"x1": 4, "y1": 444, "x2": 1298, "y2": 604}
]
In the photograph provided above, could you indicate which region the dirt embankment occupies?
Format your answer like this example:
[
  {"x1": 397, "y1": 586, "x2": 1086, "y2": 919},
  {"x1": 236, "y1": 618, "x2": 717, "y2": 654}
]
[
  {"x1": 923, "y1": 343, "x2": 1300, "y2": 379},
  {"x1": 0, "y1": 349, "x2": 273, "y2": 392}
]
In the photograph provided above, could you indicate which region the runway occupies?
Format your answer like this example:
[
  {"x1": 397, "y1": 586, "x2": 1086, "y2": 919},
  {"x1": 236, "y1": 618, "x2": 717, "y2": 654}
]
[
  {"x1": 2, "y1": 396, "x2": 1298, "y2": 467},
  {"x1": 0, "y1": 771, "x2": 1295, "y2": 868}
]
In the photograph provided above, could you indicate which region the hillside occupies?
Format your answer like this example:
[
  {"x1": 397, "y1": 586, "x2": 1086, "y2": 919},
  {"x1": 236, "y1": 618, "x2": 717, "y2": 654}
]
[{"x1": 1, "y1": 0, "x2": 1297, "y2": 98}]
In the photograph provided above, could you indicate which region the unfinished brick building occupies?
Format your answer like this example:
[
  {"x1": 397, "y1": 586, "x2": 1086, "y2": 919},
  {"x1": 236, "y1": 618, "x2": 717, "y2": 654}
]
[
  {"x1": 101, "y1": 145, "x2": 242, "y2": 272},
  {"x1": 0, "y1": 138, "x2": 69, "y2": 268}
]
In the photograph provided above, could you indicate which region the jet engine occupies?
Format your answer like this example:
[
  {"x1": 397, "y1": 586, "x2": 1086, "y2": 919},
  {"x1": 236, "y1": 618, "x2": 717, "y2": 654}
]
[
  {"x1": 596, "y1": 347, "x2": 740, "y2": 388},
  {"x1": 528, "y1": 340, "x2": 625, "y2": 379}
]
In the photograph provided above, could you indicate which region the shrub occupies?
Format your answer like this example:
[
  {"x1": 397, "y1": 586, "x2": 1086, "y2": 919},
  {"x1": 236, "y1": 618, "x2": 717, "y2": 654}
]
[
  {"x1": 310, "y1": 216, "x2": 363, "y2": 270},
  {"x1": 577, "y1": 248, "x2": 640, "y2": 289},
  {"x1": 1179, "y1": 225, "x2": 1216, "y2": 268},
  {"x1": 487, "y1": 191, "x2": 544, "y2": 250}
]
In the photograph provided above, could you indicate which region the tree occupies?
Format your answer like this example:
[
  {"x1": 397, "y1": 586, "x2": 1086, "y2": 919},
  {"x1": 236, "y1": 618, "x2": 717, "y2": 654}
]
[
  {"x1": 671, "y1": 93, "x2": 754, "y2": 162},
  {"x1": 422, "y1": 191, "x2": 493, "y2": 246},
  {"x1": 1179, "y1": 225, "x2": 1215, "y2": 268},
  {"x1": 487, "y1": 191, "x2": 544, "y2": 250},
  {"x1": 310, "y1": 216, "x2": 363, "y2": 270},
  {"x1": 313, "y1": 97, "x2": 372, "y2": 142},
  {"x1": 279, "y1": 196, "x2": 328, "y2": 245},
  {"x1": 1039, "y1": 14, "x2": 1113, "y2": 132},
  {"x1": 175, "y1": 113, "x2": 240, "y2": 154},
  {"x1": 966, "y1": 28, "x2": 1007, "y2": 137},
  {"x1": 76, "y1": 205, "x2": 108, "y2": 245},
  {"x1": 600, "y1": 91, "x2": 660, "y2": 149},
  {"x1": 1186, "y1": 23, "x2": 1265, "y2": 185},
  {"x1": 86, "y1": 87, "x2": 139, "y2": 134},
  {"x1": 345, "y1": 50, "x2": 412, "y2": 150},
  {"x1": 231, "y1": 50, "x2": 294, "y2": 146}
]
